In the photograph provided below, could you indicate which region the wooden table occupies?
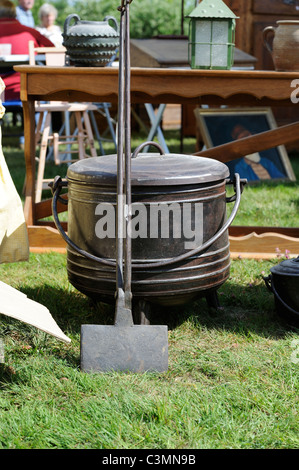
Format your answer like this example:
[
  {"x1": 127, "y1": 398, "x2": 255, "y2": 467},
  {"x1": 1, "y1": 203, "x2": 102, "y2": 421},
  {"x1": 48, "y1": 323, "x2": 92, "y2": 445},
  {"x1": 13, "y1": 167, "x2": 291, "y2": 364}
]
[{"x1": 15, "y1": 65, "x2": 299, "y2": 257}]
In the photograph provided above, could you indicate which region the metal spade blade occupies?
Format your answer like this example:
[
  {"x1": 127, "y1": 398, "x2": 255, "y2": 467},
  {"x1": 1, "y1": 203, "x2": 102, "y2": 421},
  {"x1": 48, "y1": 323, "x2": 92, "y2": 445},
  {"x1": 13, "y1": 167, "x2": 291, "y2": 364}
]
[{"x1": 81, "y1": 324, "x2": 168, "y2": 373}]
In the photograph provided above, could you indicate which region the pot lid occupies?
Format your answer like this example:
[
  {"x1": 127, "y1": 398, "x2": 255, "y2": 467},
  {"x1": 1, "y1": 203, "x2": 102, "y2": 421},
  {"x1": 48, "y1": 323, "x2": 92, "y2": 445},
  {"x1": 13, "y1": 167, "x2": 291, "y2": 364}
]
[
  {"x1": 67, "y1": 153, "x2": 229, "y2": 186},
  {"x1": 270, "y1": 256, "x2": 299, "y2": 276}
]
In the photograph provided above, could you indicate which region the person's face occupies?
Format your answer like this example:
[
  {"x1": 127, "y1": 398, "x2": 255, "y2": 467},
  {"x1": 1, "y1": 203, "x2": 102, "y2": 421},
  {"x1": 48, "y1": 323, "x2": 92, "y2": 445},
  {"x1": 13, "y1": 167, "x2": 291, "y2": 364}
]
[
  {"x1": 18, "y1": 0, "x2": 35, "y2": 11},
  {"x1": 235, "y1": 129, "x2": 251, "y2": 139},
  {"x1": 41, "y1": 13, "x2": 55, "y2": 28}
]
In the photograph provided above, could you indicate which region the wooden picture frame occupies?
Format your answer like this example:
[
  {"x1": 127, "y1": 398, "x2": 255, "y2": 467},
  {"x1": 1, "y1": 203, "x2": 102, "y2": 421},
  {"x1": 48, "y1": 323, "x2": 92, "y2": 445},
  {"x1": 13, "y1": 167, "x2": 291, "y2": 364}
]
[{"x1": 194, "y1": 107, "x2": 296, "y2": 182}]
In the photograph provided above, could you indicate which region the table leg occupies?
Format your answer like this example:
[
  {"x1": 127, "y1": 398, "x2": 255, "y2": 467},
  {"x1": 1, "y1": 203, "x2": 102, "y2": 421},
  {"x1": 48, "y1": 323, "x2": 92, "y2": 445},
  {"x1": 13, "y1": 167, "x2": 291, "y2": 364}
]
[
  {"x1": 23, "y1": 99, "x2": 37, "y2": 225},
  {"x1": 144, "y1": 103, "x2": 169, "y2": 153}
]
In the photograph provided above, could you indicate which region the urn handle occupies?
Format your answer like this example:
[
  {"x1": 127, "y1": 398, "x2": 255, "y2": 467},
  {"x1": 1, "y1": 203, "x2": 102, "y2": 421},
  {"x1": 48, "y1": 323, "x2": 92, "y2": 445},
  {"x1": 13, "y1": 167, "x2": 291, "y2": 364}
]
[
  {"x1": 104, "y1": 15, "x2": 119, "y2": 33},
  {"x1": 63, "y1": 13, "x2": 80, "y2": 36},
  {"x1": 263, "y1": 25, "x2": 276, "y2": 54}
]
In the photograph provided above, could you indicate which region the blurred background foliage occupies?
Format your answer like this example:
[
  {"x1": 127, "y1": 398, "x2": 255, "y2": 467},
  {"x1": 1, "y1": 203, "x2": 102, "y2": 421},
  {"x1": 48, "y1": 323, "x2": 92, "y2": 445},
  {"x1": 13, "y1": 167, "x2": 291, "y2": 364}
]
[{"x1": 16, "y1": 0, "x2": 196, "y2": 38}]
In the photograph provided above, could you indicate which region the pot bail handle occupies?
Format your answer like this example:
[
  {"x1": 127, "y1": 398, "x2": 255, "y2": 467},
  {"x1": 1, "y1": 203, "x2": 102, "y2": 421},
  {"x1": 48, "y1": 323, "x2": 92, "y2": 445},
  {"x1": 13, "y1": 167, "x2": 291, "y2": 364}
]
[
  {"x1": 263, "y1": 26, "x2": 275, "y2": 54},
  {"x1": 263, "y1": 274, "x2": 299, "y2": 318},
  {"x1": 50, "y1": 176, "x2": 116, "y2": 267},
  {"x1": 131, "y1": 173, "x2": 246, "y2": 270},
  {"x1": 63, "y1": 13, "x2": 80, "y2": 36}
]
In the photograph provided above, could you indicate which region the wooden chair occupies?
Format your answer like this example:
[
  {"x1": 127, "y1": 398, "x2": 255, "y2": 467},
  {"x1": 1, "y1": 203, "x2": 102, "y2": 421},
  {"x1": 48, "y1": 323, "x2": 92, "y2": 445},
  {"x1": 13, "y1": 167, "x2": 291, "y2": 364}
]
[{"x1": 29, "y1": 41, "x2": 98, "y2": 202}]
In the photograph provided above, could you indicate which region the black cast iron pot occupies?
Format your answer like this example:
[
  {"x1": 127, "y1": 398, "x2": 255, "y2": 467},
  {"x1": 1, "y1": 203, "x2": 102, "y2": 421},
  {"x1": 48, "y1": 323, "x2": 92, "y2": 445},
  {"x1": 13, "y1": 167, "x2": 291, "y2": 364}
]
[
  {"x1": 51, "y1": 149, "x2": 246, "y2": 310},
  {"x1": 264, "y1": 256, "x2": 299, "y2": 326}
]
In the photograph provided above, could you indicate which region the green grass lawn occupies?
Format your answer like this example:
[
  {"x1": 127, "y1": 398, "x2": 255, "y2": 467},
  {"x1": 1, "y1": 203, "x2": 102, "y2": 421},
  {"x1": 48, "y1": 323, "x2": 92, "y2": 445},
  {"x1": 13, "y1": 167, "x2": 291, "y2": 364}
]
[{"x1": 0, "y1": 123, "x2": 298, "y2": 449}]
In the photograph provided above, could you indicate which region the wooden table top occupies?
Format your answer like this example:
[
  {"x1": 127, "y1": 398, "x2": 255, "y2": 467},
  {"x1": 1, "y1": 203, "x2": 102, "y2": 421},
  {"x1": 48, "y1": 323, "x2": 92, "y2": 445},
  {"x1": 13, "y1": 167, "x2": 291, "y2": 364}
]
[{"x1": 15, "y1": 65, "x2": 299, "y2": 107}]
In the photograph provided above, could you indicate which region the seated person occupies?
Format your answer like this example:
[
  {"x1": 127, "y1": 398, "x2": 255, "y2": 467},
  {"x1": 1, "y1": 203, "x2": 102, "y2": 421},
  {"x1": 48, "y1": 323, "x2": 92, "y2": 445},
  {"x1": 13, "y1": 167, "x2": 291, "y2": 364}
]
[
  {"x1": 36, "y1": 3, "x2": 63, "y2": 47},
  {"x1": 0, "y1": 0, "x2": 54, "y2": 101}
]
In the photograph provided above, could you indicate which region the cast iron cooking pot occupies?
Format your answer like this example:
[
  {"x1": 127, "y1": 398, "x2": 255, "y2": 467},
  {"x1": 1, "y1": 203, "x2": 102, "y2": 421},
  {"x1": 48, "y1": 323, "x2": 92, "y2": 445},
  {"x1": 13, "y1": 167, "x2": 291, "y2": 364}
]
[
  {"x1": 51, "y1": 149, "x2": 246, "y2": 310},
  {"x1": 264, "y1": 256, "x2": 299, "y2": 326}
]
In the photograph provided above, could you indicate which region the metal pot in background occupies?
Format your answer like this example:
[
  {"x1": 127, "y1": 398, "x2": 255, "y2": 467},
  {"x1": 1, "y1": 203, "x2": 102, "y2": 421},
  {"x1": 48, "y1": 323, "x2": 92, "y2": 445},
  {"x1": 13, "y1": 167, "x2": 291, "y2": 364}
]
[{"x1": 264, "y1": 256, "x2": 299, "y2": 327}]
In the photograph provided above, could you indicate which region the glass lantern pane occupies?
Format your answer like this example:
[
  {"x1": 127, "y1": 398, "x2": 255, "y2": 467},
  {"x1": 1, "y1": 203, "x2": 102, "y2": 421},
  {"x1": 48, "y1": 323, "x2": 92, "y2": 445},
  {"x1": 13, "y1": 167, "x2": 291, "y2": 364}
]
[
  {"x1": 195, "y1": 45, "x2": 211, "y2": 67},
  {"x1": 212, "y1": 21, "x2": 229, "y2": 44},
  {"x1": 195, "y1": 20, "x2": 211, "y2": 44},
  {"x1": 194, "y1": 20, "x2": 212, "y2": 67},
  {"x1": 211, "y1": 45, "x2": 228, "y2": 67}
]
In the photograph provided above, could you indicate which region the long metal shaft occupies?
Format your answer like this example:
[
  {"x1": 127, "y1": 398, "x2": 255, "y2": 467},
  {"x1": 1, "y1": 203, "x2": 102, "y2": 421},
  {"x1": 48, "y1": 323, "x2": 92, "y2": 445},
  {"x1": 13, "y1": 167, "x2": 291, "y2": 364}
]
[
  {"x1": 124, "y1": 0, "x2": 132, "y2": 302},
  {"x1": 115, "y1": 0, "x2": 133, "y2": 323},
  {"x1": 115, "y1": 4, "x2": 125, "y2": 307}
]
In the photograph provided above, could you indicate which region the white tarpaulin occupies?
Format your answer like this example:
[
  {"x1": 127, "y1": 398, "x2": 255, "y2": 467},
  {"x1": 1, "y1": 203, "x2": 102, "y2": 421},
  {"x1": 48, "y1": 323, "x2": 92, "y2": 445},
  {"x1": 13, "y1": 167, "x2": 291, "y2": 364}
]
[
  {"x1": 0, "y1": 78, "x2": 70, "y2": 344},
  {"x1": 0, "y1": 280, "x2": 71, "y2": 343},
  {"x1": 0, "y1": 78, "x2": 29, "y2": 263}
]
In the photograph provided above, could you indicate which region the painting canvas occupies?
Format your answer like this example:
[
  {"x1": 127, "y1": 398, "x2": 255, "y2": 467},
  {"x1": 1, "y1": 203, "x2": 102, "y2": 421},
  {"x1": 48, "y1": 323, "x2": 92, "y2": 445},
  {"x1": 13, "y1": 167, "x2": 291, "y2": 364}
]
[{"x1": 194, "y1": 107, "x2": 296, "y2": 182}]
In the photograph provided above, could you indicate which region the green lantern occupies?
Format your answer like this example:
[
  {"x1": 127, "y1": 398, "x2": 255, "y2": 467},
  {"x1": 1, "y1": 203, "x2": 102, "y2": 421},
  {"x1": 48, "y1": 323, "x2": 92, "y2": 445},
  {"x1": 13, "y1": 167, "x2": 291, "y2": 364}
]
[{"x1": 186, "y1": 0, "x2": 238, "y2": 70}]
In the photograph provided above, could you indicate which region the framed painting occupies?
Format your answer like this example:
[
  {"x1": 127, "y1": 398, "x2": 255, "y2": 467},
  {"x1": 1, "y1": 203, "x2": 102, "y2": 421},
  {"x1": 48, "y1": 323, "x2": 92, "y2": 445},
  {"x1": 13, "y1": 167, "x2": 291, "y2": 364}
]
[{"x1": 194, "y1": 107, "x2": 296, "y2": 182}]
